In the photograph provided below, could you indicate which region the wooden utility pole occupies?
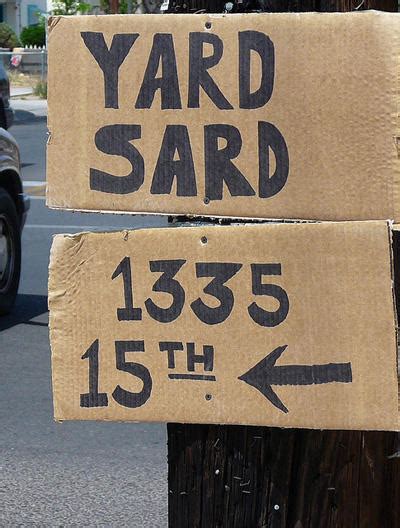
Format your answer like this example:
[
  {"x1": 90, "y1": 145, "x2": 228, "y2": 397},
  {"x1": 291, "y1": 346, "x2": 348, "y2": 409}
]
[
  {"x1": 168, "y1": 423, "x2": 400, "y2": 527},
  {"x1": 167, "y1": 1, "x2": 399, "y2": 526},
  {"x1": 109, "y1": 0, "x2": 120, "y2": 13}
]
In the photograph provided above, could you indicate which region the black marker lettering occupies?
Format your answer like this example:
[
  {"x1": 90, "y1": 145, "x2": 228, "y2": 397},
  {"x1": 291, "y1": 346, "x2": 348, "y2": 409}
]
[
  {"x1": 159, "y1": 341, "x2": 184, "y2": 369},
  {"x1": 112, "y1": 256, "x2": 142, "y2": 321},
  {"x1": 258, "y1": 121, "x2": 289, "y2": 198},
  {"x1": 81, "y1": 32, "x2": 138, "y2": 109},
  {"x1": 151, "y1": 125, "x2": 197, "y2": 196},
  {"x1": 145, "y1": 259, "x2": 186, "y2": 323},
  {"x1": 204, "y1": 124, "x2": 255, "y2": 200},
  {"x1": 90, "y1": 124, "x2": 144, "y2": 194},
  {"x1": 248, "y1": 263, "x2": 289, "y2": 327},
  {"x1": 188, "y1": 32, "x2": 232, "y2": 110},
  {"x1": 191, "y1": 262, "x2": 242, "y2": 324},
  {"x1": 239, "y1": 31, "x2": 275, "y2": 109},
  {"x1": 187, "y1": 343, "x2": 214, "y2": 372},
  {"x1": 136, "y1": 33, "x2": 182, "y2": 109},
  {"x1": 168, "y1": 373, "x2": 216, "y2": 381},
  {"x1": 112, "y1": 340, "x2": 152, "y2": 408},
  {"x1": 80, "y1": 340, "x2": 109, "y2": 408}
]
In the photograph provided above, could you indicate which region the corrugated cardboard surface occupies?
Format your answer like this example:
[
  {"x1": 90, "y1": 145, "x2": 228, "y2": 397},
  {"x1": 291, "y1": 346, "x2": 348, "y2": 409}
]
[
  {"x1": 47, "y1": 12, "x2": 400, "y2": 221},
  {"x1": 49, "y1": 221, "x2": 399, "y2": 430}
]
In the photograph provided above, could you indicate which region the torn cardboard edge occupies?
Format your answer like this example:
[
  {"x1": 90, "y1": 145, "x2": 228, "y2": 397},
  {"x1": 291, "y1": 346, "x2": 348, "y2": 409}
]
[
  {"x1": 389, "y1": 225, "x2": 400, "y2": 405},
  {"x1": 45, "y1": 196, "x2": 400, "y2": 225},
  {"x1": 45, "y1": 201, "x2": 328, "y2": 223}
]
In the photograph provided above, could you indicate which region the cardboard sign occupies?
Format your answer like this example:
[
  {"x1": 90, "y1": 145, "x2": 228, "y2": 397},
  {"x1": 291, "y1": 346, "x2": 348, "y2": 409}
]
[
  {"x1": 47, "y1": 12, "x2": 400, "y2": 222},
  {"x1": 49, "y1": 221, "x2": 399, "y2": 431}
]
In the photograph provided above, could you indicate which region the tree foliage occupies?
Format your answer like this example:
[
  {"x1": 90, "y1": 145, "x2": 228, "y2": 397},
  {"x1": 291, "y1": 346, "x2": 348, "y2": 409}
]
[
  {"x1": 20, "y1": 23, "x2": 46, "y2": 47},
  {"x1": 0, "y1": 23, "x2": 20, "y2": 49},
  {"x1": 52, "y1": 0, "x2": 92, "y2": 15}
]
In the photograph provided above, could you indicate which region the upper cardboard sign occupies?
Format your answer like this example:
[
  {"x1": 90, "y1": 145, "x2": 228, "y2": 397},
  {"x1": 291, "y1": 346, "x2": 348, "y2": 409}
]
[
  {"x1": 47, "y1": 12, "x2": 400, "y2": 221},
  {"x1": 49, "y1": 221, "x2": 399, "y2": 430}
]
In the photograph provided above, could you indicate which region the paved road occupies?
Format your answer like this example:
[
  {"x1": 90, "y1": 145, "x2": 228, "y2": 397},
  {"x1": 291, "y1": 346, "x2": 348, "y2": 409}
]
[{"x1": 0, "y1": 100, "x2": 169, "y2": 526}]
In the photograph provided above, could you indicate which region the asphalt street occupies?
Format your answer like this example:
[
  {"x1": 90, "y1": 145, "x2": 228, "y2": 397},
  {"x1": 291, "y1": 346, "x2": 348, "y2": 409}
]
[{"x1": 0, "y1": 99, "x2": 169, "y2": 526}]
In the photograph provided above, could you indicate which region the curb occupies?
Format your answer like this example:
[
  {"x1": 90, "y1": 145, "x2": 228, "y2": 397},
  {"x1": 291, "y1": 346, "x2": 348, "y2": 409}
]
[{"x1": 10, "y1": 89, "x2": 34, "y2": 98}]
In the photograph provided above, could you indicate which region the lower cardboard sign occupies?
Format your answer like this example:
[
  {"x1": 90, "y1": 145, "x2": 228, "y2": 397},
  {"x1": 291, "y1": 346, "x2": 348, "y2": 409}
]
[{"x1": 49, "y1": 221, "x2": 400, "y2": 431}]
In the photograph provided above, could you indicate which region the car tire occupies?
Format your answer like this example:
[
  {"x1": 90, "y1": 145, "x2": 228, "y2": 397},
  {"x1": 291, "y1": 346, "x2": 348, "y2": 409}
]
[
  {"x1": 0, "y1": 99, "x2": 7, "y2": 129},
  {"x1": 0, "y1": 188, "x2": 21, "y2": 314}
]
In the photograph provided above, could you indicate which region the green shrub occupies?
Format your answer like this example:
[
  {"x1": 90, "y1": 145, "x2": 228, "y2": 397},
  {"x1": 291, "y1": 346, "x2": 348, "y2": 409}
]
[
  {"x1": 20, "y1": 24, "x2": 46, "y2": 47},
  {"x1": 34, "y1": 80, "x2": 47, "y2": 99},
  {"x1": 0, "y1": 23, "x2": 20, "y2": 49}
]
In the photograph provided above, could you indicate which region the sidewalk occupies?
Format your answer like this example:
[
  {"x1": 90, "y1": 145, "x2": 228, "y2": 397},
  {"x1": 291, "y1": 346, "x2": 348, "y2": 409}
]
[
  {"x1": 11, "y1": 97, "x2": 47, "y2": 122},
  {"x1": 10, "y1": 86, "x2": 33, "y2": 98}
]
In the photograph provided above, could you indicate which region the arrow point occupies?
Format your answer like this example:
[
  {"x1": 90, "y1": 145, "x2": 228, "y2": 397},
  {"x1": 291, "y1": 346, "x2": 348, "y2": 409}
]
[{"x1": 239, "y1": 345, "x2": 289, "y2": 414}]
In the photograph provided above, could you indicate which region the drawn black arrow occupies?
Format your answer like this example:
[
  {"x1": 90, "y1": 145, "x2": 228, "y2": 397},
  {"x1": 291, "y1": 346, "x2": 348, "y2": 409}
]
[{"x1": 238, "y1": 345, "x2": 352, "y2": 414}]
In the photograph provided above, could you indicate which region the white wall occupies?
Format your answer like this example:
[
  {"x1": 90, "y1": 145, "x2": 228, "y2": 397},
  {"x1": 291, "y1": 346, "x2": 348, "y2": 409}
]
[
  {"x1": 0, "y1": 1, "x2": 18, "y2": 30},
  {"x1": 0, "y1": 0, "x2": 47, "y2": 35},
  {"x1": 20, "y1": 0, "x2": 47, "y2": 30}
]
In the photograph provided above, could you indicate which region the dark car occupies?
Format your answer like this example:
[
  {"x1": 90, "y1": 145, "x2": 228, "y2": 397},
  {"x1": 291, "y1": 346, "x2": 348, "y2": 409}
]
[
  {"x1": 0, "y1": 60, "x2": 13, "y2": 130},
  {"x1": 0, "y1": 129, "x2": 29, "y2": 314}
]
